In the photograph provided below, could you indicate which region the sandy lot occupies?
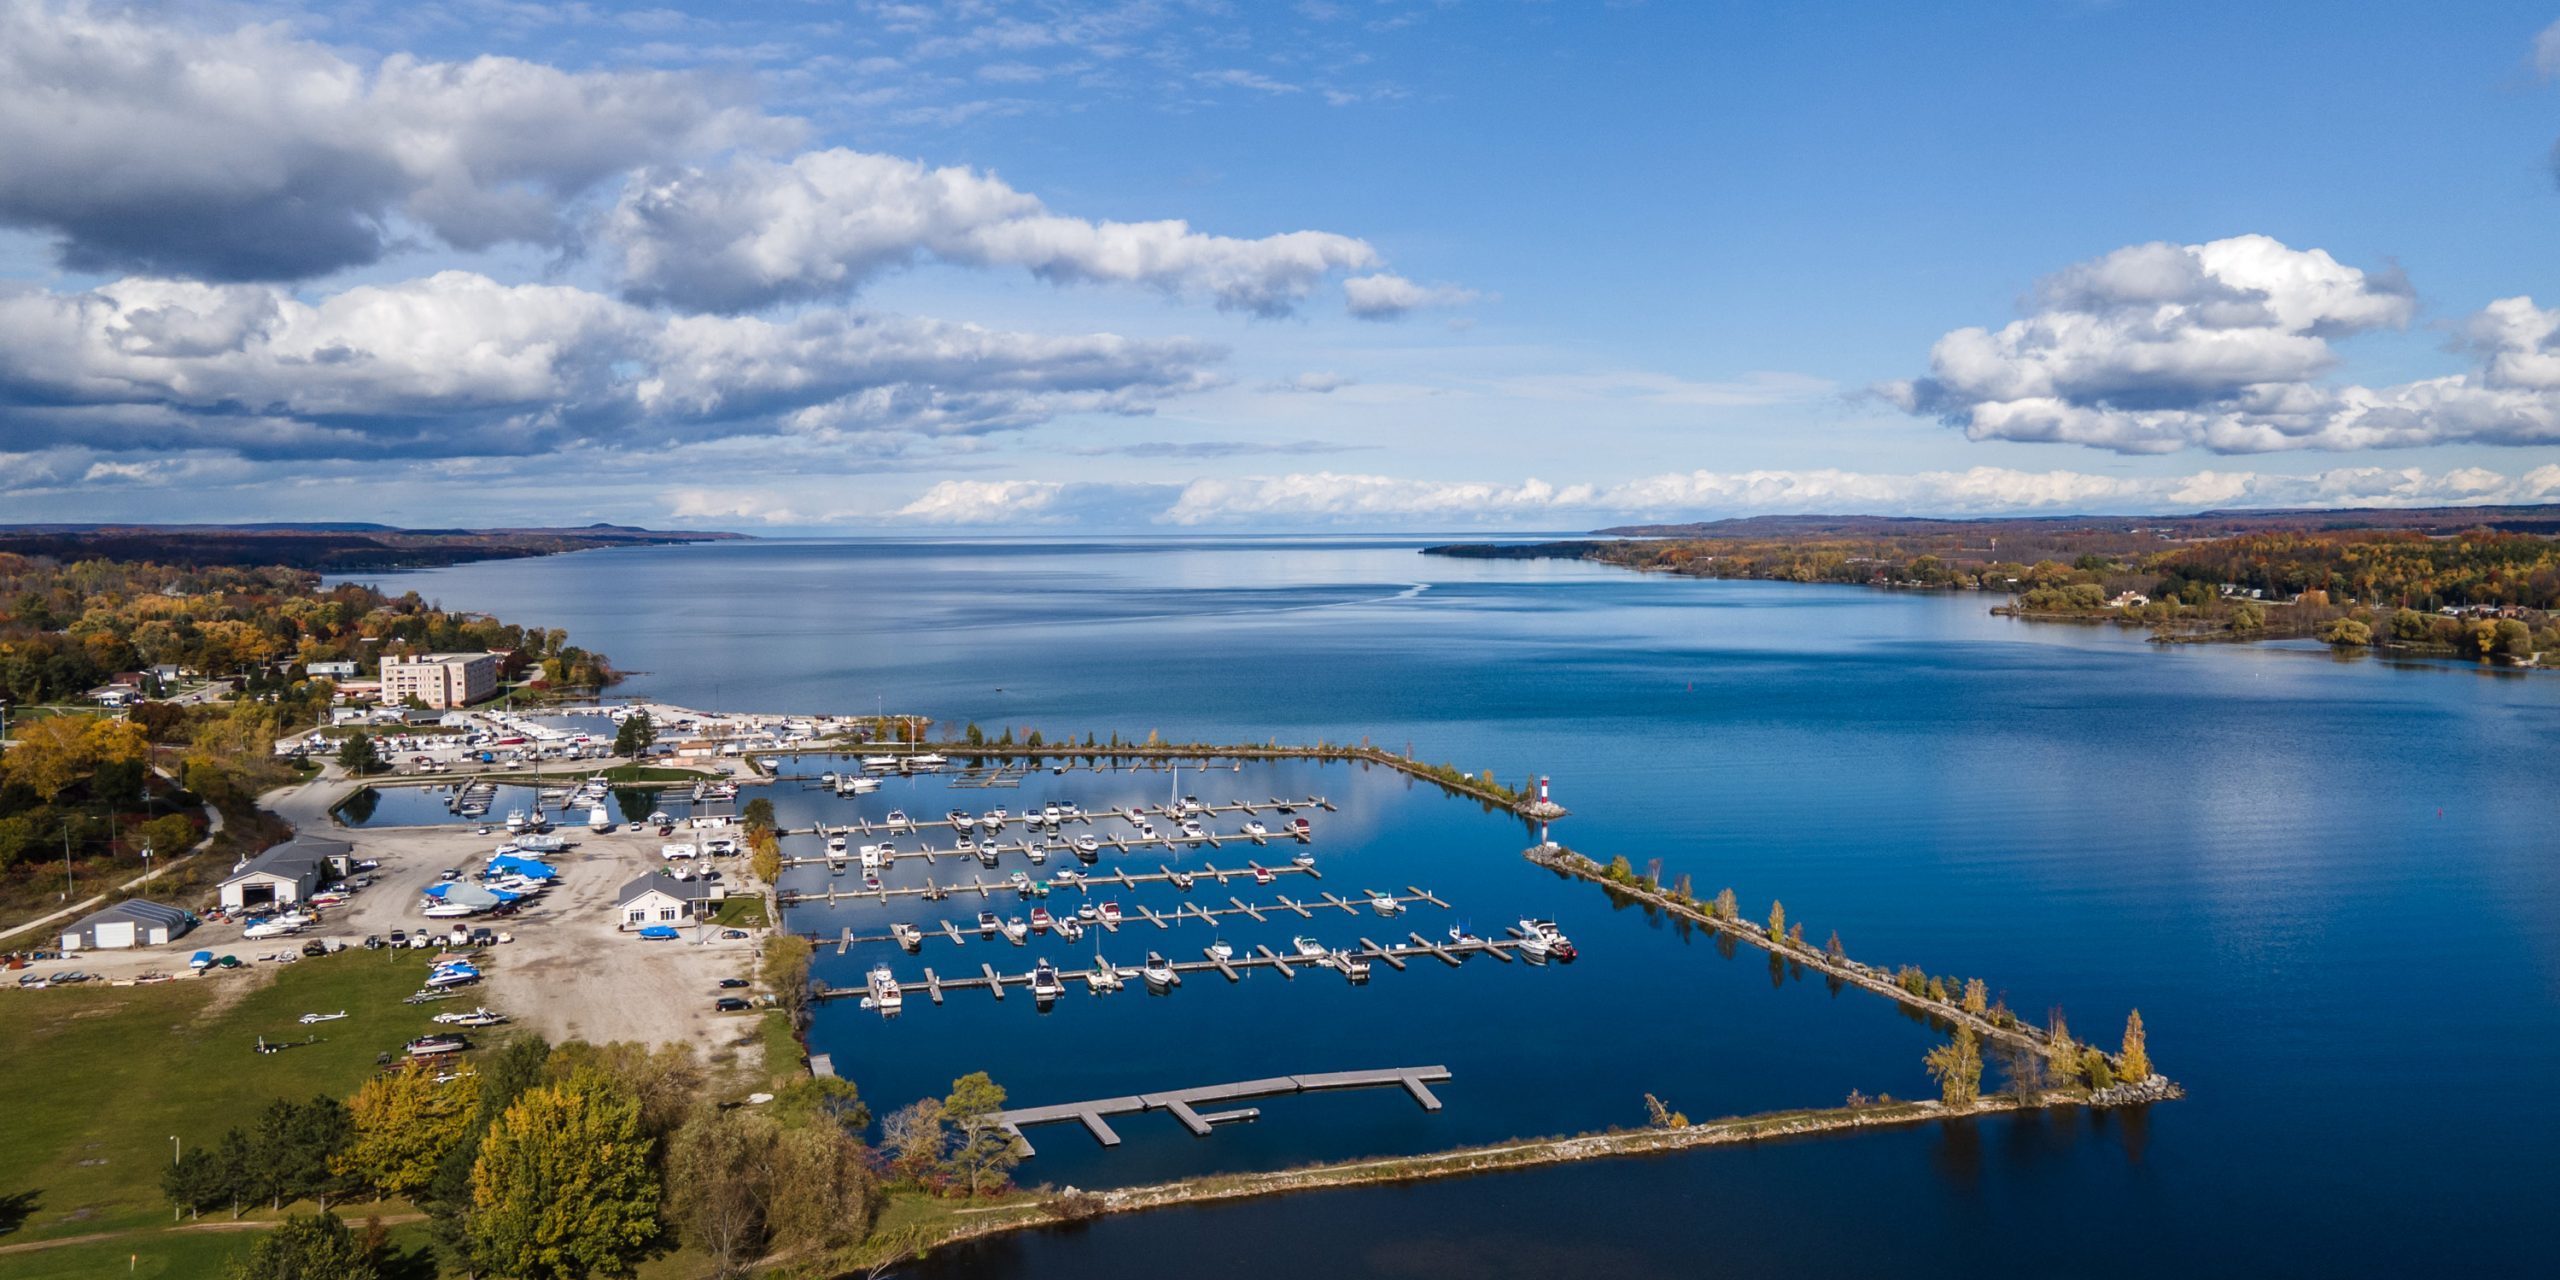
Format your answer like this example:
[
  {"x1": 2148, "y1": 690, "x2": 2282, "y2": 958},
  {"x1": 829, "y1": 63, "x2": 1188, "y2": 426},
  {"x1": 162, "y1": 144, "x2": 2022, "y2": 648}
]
[{"x1": 17, "y1": 766, "x2": 774, "y2": 1069}]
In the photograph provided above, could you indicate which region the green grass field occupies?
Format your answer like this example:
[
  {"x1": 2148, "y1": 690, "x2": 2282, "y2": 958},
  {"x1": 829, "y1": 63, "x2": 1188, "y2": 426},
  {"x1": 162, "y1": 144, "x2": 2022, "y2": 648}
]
[{"x1": 0, "y1": 952, "x2": 455, "y2": 1245}]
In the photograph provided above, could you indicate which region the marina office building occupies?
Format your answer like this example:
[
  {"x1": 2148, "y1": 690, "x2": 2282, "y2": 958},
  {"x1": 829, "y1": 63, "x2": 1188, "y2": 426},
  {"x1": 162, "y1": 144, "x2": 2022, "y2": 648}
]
[{"x1": 379, "y1": 652, "x2": 501, "y2": 709}]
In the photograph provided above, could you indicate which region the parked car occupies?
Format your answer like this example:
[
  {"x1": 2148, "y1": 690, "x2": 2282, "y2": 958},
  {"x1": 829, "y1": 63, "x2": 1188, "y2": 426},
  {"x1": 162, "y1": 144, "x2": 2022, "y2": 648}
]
[
  {"x1": 362, "y1": 935, "x2": 384, "y2": 950},
  {"x1": 388, "y1": 930, "x2": 407, "y2": 945},
  {"x1": 299, "y1": 940, "x2": 328, "y2": 958},
  {"x1": 712, "y1": 997, "x2": 751, "y2": 1012},
  {"x1": 717, "y1": 978, "x2": 750, "y2": 989},
  {"x1": 719, "y1": 929, "x2": 748, "y2": 940}
]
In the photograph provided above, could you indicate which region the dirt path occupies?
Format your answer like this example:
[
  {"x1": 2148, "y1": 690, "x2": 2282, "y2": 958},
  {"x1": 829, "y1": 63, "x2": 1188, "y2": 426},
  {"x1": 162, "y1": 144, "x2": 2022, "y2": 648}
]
[{"x1": 0, "y1": 1213, "x2": 427, "y2": 1257}]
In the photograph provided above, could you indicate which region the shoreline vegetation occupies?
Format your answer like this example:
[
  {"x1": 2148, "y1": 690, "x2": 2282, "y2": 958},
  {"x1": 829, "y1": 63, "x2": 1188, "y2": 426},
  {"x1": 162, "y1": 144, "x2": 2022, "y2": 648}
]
[
  {"x1": 0, "y1": 553, "x2": 624, "y2": 927},
  {"x1": 1426, "y1": 515, "x2": 2560, "y2": 668}
]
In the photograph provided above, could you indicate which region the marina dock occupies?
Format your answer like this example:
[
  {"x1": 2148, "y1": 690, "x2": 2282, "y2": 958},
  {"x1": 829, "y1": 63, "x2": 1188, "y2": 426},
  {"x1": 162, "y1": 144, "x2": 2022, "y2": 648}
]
[
  {"x1": 823, "y1": 890, "x2": 1438, "y2": 951},
  {"x1": 815, "y1": 932, "x2": 1541, "y2": 1007},
  {"x1": 776, "y1": 861, "x2": 1325, "y2": 908},
  {"x1": 995, "y1": 1066, "x2": 1452, "y2": 1156}
]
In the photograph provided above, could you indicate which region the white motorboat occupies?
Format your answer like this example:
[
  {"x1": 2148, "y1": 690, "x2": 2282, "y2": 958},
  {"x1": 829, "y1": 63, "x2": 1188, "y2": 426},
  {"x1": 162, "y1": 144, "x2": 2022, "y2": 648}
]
[
  {"x1": 866, "y1": 964, "x2": 904, "y2": 1013},
  {"x1": 885, "y1": 810, "x2": 912, "y2": 830},
  {"x1": 1086, "y1": 959, "x2": 1122, "y2": 992},
  {"x1": 1208, "y1": 938, "x2": 1234, "y2": 961},
  {"x1": 860, "y1": 844, "x2": 886, "y2": 869},
  {"x1": 586, "y1": 805, "x2": 613, "y2": 833},
  {"x1": 1291, "y1": 935, "x2": 1328, "y2": 960},
  {"x1": 1243, "y1": 821, "x2": 1268, "y2": 837},
  {"x1": 1001, "y1": 917, "x2": 1029, "y2": 943},
  {"x1": 1025, "y1": 844, "x2": 1048, "y2": 865},
  {"x1": 1008, "y1": 871, "x2": 1032, "y2": 894},
  {"x1": 1030, "y1": 958, "x2": 1064, "y2": 999},
  {"x1": 1072, "y1": 835, "x2": 1100, "y2": 856},
  {"x1": 1141, "y1": 952, "x2": 1176, "y2": 988},
  {"x1": 908, "y1": 753, "x2": 948, "y2": 767},
  {"x1": 504, "y1": 810, "x2": 527, "y2": 833},
  {"x1": 1368, "y1": 890, "x2": 1405, "y2": 915},
  {"x1": 827, "y1": 835, "x2": 848, "y2": 853},
  {"x1": 1096, "y1": 901, "x2": 1121, "y2": 925},
  {"x1": 1056, "y1": 917, "x2": 1085, "y2": 942},
  {"x1": 1053, "y1": 868, "x2": 1084, "y2": 885}
]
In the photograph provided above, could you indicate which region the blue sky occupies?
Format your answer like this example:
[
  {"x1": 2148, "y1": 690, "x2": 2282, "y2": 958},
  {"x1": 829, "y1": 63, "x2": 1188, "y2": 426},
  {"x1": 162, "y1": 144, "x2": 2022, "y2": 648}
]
[{"x1": 3, "y1": 0, "x2": 2559, "y2": 530}]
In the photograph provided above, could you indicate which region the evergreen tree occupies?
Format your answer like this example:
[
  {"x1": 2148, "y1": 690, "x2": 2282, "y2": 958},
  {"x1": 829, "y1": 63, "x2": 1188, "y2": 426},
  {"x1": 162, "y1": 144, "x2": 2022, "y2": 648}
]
[
  {"x1": 612, "y1": 712, "x2": 656, "y2": 757},
  {"x1": 163, "y1": 1148, "x2": 230, "y2": 1219},
  {"x1": 335, "y1": 733, "x2": 382, "y2": 776},
  {"x1": 224, "y1": 1209, "x2": 378, "y2": 1280}
]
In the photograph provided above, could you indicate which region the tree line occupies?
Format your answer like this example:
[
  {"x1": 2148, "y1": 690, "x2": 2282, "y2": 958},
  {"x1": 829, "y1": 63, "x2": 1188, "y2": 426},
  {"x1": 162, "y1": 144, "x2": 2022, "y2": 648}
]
[
  {"x1": 169, "y1": 1029, "x2": 1029, "y2": 1279},
  {"x1": 0, "y1": 552, "x2": 613, "y2": 706}
]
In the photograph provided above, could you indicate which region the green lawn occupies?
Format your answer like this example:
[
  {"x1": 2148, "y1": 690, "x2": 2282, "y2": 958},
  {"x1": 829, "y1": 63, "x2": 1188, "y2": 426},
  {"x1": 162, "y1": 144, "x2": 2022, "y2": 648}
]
[
  {"x1": 0, "y1": 952, "x2": 455, "y2": 1244},
  {"x1": 710, "y1": 897, "x2": 768, "y2": 928},
  {"x1": 0, "y1": 1224, "x2": 258, "y2": 1279}
]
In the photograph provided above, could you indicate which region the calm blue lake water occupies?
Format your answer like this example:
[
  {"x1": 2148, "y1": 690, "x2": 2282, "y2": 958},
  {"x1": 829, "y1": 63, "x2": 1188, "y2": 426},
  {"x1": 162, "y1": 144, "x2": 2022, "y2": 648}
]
[{"x1": 339, "y1": 537, "x2": 2560, "y2": 1277}]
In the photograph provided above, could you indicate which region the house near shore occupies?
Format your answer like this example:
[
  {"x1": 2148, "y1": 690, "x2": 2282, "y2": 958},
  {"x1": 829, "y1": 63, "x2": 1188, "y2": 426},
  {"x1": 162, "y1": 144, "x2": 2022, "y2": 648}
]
[
  {"x1": 616, "y1": 871, "x2": 725, "y2": 929},
  {"x1": 60, "y1": 899, "x2": 197, "y2": 951},
  {"x1": 218, "y1": 835, "x2": 355, "y2": 913}
]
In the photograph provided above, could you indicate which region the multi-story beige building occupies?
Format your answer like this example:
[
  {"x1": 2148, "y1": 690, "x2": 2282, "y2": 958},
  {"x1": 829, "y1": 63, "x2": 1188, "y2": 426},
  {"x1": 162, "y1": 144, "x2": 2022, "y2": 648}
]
[{"x1": 379, "y1": 652, "x2": 500, "y2": 708}]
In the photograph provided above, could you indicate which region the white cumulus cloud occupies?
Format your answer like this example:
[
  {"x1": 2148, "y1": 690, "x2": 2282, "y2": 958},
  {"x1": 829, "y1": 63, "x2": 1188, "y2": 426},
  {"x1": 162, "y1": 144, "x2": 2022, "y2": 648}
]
[
  {"x1": 0, "y1": 272, "x2": 1219, "y2": 460},
  {"x1": 1343, "y1": 273, "x2": 1483, "y2": 320},
  {"x1": 609, "y1": 148, "x2": 1390, "y2": 315},
  {"x1": 0, "y1": 0, "x2": 790, "y2": 280},
  {"x1": 1884, "y1": 233, "x2": 2560, "y2": 455}
]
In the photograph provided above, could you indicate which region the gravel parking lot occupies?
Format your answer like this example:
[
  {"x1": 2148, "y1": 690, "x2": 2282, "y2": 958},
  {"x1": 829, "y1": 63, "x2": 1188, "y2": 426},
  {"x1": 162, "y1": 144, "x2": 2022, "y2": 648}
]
[{"x1": 12, "y1": 765, "x2": 775, "y2": 1070}]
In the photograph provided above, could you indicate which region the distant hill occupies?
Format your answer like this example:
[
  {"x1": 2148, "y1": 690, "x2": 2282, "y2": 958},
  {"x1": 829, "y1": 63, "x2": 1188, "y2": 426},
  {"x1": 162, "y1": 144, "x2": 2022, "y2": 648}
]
[
  {"x1": 1591, "y1": 504, "x2": 2560, "y2": 540},
  {"x1": 0, "y1": 523, "x2": 747, "y2": 571}
]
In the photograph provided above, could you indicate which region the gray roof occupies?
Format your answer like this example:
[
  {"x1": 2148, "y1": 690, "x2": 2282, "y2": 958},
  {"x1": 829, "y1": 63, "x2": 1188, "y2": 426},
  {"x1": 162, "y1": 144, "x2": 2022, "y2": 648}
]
[
  {"x1": 68, "y1": 899, "x2": 196, "y2": 932},
  {"x1": 224, "y1": 834, "x2": 354, "y2": 884},
  {"x1": 617, "y1": 871, "x2": 721, "y2": 906}
]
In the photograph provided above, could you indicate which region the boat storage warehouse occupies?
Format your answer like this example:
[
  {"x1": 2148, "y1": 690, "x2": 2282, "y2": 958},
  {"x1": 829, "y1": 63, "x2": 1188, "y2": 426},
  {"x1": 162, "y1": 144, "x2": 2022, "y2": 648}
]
[
  {"x1": 61, "y1": 899, "x2": 197, "y2": 951},
  {"x1": 218, "y1": 835, "x2": 354, "y2": 912}
]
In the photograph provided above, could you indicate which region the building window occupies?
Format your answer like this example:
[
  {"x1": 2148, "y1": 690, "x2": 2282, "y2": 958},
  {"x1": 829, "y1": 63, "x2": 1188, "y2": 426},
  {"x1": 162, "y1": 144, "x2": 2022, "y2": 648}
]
[{"x1": 659, "y1": 907, "x2": 677, "y2": 921}]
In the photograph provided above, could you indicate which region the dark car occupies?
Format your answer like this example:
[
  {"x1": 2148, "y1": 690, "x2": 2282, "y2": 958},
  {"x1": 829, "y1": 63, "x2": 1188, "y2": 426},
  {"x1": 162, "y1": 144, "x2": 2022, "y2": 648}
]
[
  {"x1": 388, "y1": 930, "x2": 407, "y2": 945},
  {"x1": 362, "y1": 935, "x2": 384, "y2": 950},
  {"x1": 717, "y1": 977, "x2": 750, "y2": 989},
  {"x1": 713, "y1": 997, "x2": 751, "y2": 1012},
  {"x1": 299, "y1": 940, "x2": 328, "y2": 958},
  {"x1": 719, "y1": 928, "x2": 748, "y2": 940}
]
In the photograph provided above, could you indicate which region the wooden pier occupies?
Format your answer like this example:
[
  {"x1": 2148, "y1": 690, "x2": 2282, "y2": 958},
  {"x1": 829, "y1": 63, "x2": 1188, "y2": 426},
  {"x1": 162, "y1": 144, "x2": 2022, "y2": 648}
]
[{"x1": 995, "y1": 1065, "x2": 1452, "y2": 1156}]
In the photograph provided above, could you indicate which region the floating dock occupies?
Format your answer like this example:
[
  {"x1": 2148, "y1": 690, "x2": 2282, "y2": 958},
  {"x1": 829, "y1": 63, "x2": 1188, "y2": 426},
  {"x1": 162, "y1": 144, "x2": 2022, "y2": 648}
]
[
  {"x1": 826, "y1": 890, "x2": 1437, "y2": 951},
  {"x1": 995, "y1": 1065, "x2": 1452, "y2": 1156},
  {"x1": 814, "y1": 932, "x2": 1543, "y2": 1007}
]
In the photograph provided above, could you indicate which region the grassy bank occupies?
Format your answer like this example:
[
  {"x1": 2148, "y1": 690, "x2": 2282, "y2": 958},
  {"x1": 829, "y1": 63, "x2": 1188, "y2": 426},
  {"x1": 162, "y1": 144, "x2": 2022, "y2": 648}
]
[{"x1": 0, "y1": 952, "x2": 452, "y2": 1243}]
